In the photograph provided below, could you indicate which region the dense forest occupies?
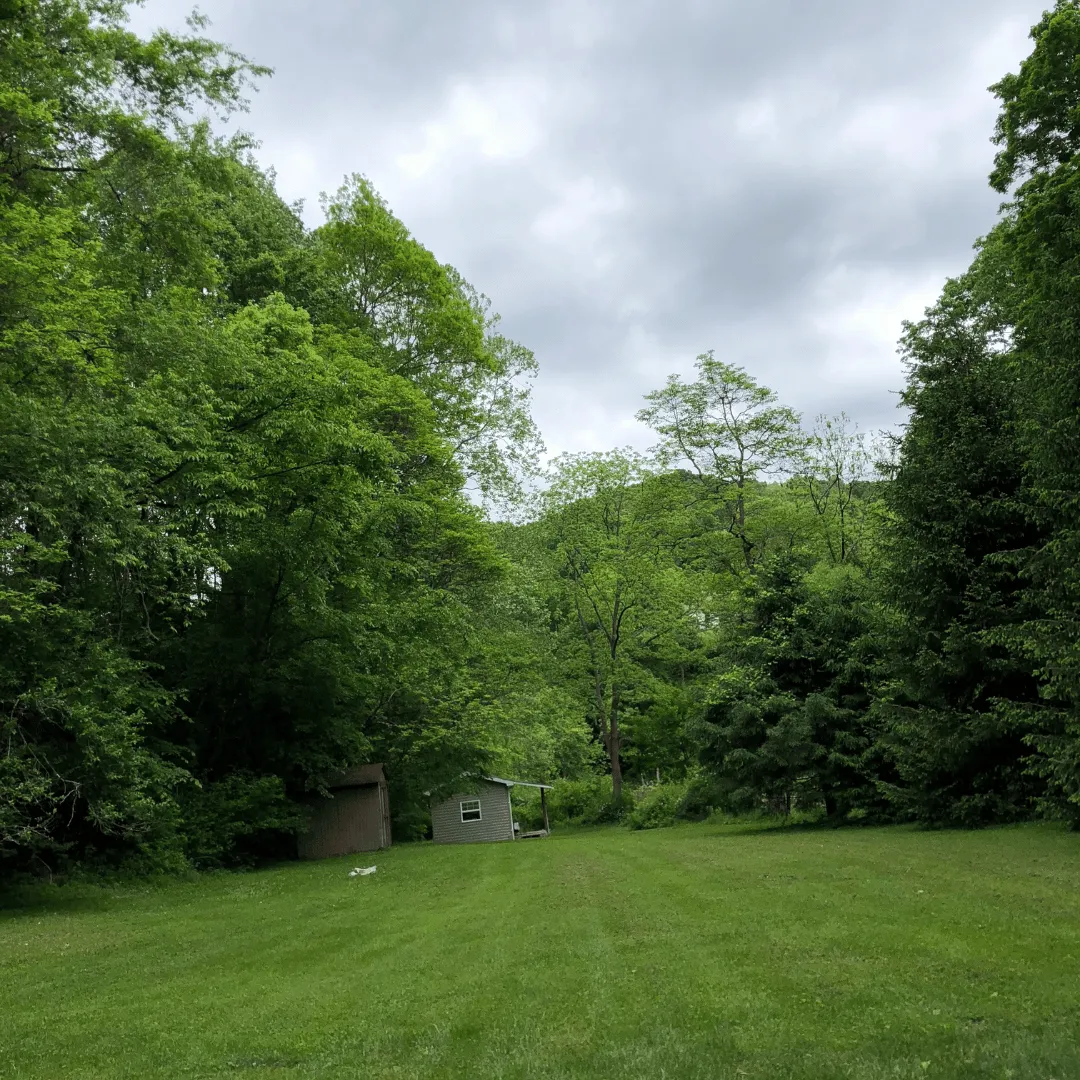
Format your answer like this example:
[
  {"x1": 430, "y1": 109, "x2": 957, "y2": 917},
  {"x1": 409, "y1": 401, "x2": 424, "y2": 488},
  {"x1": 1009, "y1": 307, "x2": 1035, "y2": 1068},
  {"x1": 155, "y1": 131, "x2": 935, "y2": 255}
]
[{"x1": 4, "y1": 0, "x2": 1080, "y2": 876}]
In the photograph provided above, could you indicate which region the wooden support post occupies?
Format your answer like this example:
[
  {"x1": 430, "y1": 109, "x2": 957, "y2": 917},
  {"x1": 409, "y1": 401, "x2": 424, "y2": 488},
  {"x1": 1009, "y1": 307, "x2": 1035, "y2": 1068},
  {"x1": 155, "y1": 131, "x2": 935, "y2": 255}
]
[{"x1": 541, "y1": 786, "x2": 550, "y2": 835}]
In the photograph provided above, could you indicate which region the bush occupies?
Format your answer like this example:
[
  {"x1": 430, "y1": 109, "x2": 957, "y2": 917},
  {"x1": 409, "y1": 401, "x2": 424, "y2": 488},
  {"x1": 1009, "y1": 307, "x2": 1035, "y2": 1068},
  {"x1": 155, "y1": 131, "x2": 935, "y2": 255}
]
[
  {"x1": 627, "y1": 780, "x2": 691, "y2": 830},
  {"x1": 673, "y1": 770, "x2": 727, "y2": 822},
  {"x1": 507, "y1": 788, "x2": 545, "y2": 831},
  {"x1": 178, "y1": 775, "x2": 307, "y2": 869},
  {"x1": 539, "y1": 776, "x2": 631, "y2": 827}
]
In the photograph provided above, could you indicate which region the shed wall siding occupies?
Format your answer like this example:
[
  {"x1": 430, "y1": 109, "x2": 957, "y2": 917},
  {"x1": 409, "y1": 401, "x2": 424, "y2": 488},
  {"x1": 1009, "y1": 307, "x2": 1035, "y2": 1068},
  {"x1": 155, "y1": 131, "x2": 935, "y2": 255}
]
[
  {"x1": 298, "y1": 783, "x2": 387, "y2": 859},
  {"x1": 431, "y1": 781, "x2": 514, "y2": 844}
]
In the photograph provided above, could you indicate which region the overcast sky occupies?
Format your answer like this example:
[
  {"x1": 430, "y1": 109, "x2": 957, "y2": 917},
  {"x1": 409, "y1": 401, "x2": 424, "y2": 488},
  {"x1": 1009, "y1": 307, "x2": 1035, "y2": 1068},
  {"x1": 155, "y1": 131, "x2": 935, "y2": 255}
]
[{"x1": 130, "y1": 0, "x2": 1046, "y2": 458}]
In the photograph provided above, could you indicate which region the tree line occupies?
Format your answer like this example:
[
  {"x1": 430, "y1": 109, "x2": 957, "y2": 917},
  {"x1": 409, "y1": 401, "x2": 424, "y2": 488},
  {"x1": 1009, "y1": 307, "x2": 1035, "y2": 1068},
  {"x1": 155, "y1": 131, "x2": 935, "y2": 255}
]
[{"x1": 3, "y1": 0, "x2": 1080, "y2": 876}]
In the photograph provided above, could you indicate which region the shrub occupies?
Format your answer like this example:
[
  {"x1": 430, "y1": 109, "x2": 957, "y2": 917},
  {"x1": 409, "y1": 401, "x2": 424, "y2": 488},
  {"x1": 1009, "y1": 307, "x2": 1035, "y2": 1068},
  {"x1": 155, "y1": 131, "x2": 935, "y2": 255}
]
[
  {"x1": 673, "y1": 770, "x2": 727, "y2": 822},
  {"x1": 178, "y1": 775, "x2": 307, "y2": 869},
  {"x1": 544, "y1": 776, "x2": 631, "y2": 826},
  {"x1": 627, "y1": 780, "x2": 691, "y2": 830},
  {"x1": 508, "y1": 788, "x2": 545, "y2": 831}
]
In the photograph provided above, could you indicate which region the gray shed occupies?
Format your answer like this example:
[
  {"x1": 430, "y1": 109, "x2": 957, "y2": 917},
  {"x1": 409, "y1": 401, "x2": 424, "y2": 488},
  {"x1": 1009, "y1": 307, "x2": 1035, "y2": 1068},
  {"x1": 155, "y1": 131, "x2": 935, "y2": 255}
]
[
  {"x1": 297, "y1": 763, "x2": 391, "y2": 859},
  {"x1": 430, "y1": 776, "x2": 552, "y2": 844}
]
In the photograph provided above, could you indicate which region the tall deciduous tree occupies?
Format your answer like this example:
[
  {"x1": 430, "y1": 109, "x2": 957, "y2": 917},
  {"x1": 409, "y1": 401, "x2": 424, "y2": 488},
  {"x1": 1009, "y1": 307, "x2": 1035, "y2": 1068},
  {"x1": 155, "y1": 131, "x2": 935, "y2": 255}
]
[
  {"x1": 0, "y1": 1, "x2": 543, "y2": 869},
  {"x1": 637, "y1": 353, "x2": 807, "y2": 569},
  {"x1": 311, "y1": 176, "x2": 543, "y2": 508},
  {"x1": 799, "y1": 414, "x2": 880, "y2": 567},
  {"x1": 0, "y1": 0, "x2": 270, "y2": 863},
  {"x1": 541, "y1": 451, "x2": 689, "y2": 802}
]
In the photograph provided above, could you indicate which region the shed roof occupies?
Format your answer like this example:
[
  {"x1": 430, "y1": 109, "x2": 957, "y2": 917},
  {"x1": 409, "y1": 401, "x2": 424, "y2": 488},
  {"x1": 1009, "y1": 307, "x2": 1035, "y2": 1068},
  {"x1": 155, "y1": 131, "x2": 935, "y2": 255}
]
[
  {"x1": 484, "y1": 776, "x2": 553, "y2": 790},
  {"x1": 324, "y1": 763, "x2": 386, "y2": 790},
  {"x1": 425, "y1": 774, "x2": 554, "y2": 799}
]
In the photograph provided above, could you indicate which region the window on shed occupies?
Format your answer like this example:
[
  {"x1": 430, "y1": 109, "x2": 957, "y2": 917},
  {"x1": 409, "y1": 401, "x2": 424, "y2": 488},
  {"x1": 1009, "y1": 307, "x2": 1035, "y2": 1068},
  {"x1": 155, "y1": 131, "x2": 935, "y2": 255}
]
[{"x1": 460, "y1": 799, "x2": 482, "y2": 822}]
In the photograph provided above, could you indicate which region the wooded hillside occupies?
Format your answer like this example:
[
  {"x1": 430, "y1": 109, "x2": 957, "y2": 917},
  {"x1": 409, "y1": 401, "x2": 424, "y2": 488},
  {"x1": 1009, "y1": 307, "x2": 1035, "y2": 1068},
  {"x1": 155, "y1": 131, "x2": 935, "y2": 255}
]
[{"x1": 4, "y1": 0, "x2": 1080, "y2": 875}]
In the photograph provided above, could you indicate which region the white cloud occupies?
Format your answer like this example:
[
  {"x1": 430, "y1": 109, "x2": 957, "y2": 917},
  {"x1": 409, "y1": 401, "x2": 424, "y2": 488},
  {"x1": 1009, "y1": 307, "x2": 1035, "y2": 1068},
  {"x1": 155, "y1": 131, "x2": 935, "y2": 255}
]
[
  {"x1": 529, "y1": 176, "x2": 630, "y2": 287},
  {"x1": 808, "y1": 265, "x2": 947, "y2": 393},
  {"x1": 395, "y1": 77, "x2": 548, "y2": 179}
]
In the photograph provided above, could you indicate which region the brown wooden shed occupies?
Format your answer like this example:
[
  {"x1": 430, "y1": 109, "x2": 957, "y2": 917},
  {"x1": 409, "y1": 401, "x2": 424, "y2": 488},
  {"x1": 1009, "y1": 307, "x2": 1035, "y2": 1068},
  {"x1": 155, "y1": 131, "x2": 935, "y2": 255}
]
[{"x1": 297, "y1": 763, "x2": 391, "y2": 860}]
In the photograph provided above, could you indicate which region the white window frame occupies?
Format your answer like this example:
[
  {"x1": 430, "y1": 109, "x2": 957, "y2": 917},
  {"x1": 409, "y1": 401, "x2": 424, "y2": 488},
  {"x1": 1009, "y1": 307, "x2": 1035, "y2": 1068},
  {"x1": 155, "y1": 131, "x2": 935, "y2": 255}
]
[{"x1": 460, "y1": 798, "x2": 482, "y2": 823}]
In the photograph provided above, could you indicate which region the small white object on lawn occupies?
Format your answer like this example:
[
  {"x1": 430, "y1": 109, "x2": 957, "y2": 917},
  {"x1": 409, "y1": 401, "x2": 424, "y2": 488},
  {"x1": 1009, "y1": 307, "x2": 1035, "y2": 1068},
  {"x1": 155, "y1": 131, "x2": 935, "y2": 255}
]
[{"x1": 348, "y1": 866, "x2": 377, "y2": 877}]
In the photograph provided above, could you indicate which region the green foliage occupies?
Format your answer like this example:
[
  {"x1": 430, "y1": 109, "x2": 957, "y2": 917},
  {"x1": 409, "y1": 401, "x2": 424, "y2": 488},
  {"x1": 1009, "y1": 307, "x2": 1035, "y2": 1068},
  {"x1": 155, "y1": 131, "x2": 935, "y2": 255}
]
[
  {"x1": 638, "y1": 352, "x2": 807, "y2": 484},
  {"x1": 540, "y1": 451, "x2": 696, "y2": 801},
  {"x1": 989, "y1": 0, "x2": 1080, "y2": 193},
  {"x1": 543, "y1": 776, "x2": 632, "y2": 826},
  {"x1": 626, "y1": 780, "x2": 690, "y2": 830},
  {"x1": 798, "y1": 413, "x2": 882, "y2": 567},
  {"x1": 695, "y1": 555, "x2": 883, "y2": 819},
  {"x1": 673, "y1": 769, "x2": 728, "y2": 822},
  {"x1": 983, "y1": 3, "x2": 1080, "y2": 823},
  {"x1": 638, "y1": 352, "x2": 808, "y2": 570},
  {"x1": 0, "y1": 0, "x2": 543, "y2": 872},
  {"x1": 870, "y1": 249, "x2": 1046, "y2": 825},
  {"x1": 873, "y1": 1, "x2": 1080, "y2": 827},
  {"x1": 177, "y1": 774, "x2": 307, "y2": 869},
  {"x1": 10, "y1": 0, "x2": 1080, "y2": 876},
  {"x1": 448, "y1": 551, "x2": 600, "y2": 786},
  {"x1": 312, "y1": 176, "x2": 543, "y2": 508}
]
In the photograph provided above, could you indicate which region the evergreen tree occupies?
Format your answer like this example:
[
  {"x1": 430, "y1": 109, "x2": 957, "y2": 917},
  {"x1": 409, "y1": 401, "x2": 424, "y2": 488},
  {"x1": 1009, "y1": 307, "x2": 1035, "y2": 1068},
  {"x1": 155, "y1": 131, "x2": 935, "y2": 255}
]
[
  {"x1": 875, "y1": 239, "x2": 1045, "y2": 825},
  {"x1": 988, "y1": 0, "x2": 1080, "y2": 822}
]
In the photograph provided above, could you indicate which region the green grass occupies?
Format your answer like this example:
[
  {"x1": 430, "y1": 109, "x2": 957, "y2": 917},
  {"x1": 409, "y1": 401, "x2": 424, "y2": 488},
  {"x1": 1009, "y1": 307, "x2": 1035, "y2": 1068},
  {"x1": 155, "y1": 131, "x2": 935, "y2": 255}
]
[{"x1": 2, "y1": 823, "x2": 1079, "y2": 1080}]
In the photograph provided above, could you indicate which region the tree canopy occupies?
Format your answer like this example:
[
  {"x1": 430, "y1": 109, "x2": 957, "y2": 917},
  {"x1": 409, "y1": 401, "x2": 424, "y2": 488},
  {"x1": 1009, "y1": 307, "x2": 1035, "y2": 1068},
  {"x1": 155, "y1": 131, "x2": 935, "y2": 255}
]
[{"x1": 6, "y1": 0, "x2": 1080, "y2": 876}]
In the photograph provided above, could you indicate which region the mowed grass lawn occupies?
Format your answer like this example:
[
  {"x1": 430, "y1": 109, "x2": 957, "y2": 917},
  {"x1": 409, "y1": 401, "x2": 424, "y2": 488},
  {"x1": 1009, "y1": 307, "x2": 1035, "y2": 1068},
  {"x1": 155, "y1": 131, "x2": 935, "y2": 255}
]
[{"x1": 2, "y1": 824, "x2": 1079, "y2": 1080}]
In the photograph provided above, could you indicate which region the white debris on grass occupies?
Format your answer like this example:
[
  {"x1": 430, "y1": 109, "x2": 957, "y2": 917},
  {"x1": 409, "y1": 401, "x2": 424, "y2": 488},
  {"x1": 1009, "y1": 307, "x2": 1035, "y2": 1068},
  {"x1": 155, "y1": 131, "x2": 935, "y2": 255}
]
[{"x1": 348, "y1": 866, "x2": 377, "y2": 877}]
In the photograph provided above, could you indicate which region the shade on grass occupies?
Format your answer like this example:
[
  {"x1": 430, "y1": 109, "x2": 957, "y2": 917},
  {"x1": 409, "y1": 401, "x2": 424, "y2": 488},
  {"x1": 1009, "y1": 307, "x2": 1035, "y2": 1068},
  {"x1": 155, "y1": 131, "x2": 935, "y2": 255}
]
[{"x1": 1, "y1": 822, "x2": 1078, "y2": 1079}]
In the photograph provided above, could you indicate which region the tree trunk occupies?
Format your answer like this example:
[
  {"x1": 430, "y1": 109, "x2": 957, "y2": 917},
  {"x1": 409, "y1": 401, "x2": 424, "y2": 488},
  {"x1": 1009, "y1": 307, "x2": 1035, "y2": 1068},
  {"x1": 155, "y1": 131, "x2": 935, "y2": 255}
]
[
  {"x1": 838, "y1": 491, "x2": 847, "y2": 564},
  {"x1": 594, "y1": 673, "x2": 606, "y2": 745},
  {"x1": 609, "y1": 683, "x2": 622, "y2": 803},
  {"x1": 736, "y1": 474, "x2": 754, "y2": 568}
]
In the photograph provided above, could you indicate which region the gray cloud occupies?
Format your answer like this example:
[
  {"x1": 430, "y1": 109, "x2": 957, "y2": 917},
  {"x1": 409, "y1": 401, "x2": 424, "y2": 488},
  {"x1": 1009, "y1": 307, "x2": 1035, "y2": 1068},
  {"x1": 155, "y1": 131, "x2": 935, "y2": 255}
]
[{"x1": 130, "y1": 0, "x2": 1046, "y2": 455}]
